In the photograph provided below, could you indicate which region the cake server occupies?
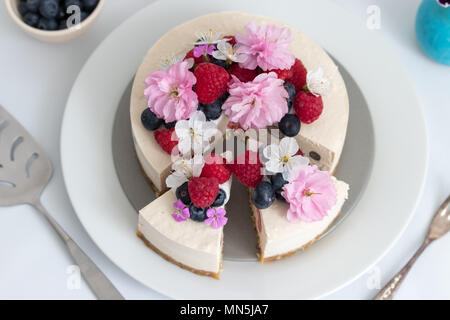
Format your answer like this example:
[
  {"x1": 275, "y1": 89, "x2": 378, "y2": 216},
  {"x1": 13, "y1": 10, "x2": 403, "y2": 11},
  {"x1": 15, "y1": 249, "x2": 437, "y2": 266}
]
[
  {"x1": 0, "y1": 105, "x2": 123, "y2": 300},
  {"x1": 374, "y1": 195, "x2": 450, "y2": 300}
]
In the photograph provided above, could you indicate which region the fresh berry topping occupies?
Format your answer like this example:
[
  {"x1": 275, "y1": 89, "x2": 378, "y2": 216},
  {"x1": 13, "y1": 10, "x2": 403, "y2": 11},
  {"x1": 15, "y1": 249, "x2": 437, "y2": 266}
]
[
  {"x1": 212, "y1": 189, "x2": 227, "y2": 207},
  {"x1": 141, "y1": 108, "x2": 163, "y2": 131},
  {"x1": 294, "y1": 91, "x2": 324, "y2": 124},
  {"x1": 18, "y1": 1, "x2": 29, "y2": 16},
  {"x1": 224, "y1": 35, "x2": 236, "y2": 46},
  {"x1": 284, "y1": 81, "x2": 296, "y2": 110},
  {"x1": 209, "y1": 56, "x2": 228, "y2": 69},
  {"x1": 229, "y1": 151, "x2": 263, "y2": 188},
  {"x1": 271, "y1": 68, "x2": 294, "y2": 81},
  {"x1": 39, "y1": 0, "x2": 59, "y2": 19},
  {"x1": 270, "y1": 172, "x2": 287, "y2": 190},
  {"x1": 200, "y1": 98, "x2": 223, "y2": 121},
  {"x1": 23, "y1": 12, "x2": 39, "y2": 27},
  {"x1": 26, "y1": 0, "x2": 41, "y2": 12},
  {"x1": 201, "y1": 154, "x2": 231, "y2": 184},
  {"x1": 185, "y1": 48, "x2": 203, "y2": 65},
  {"x1": 188, "y1": 177, "x2": 219, "y2": 208},
  {"x1": 37, "y1": 17, "x2": 58, "y2": 30},
  {"x1": 228, "y1": 64, "x2": 258, "y2": 82},
  {"x1": 83, "y1": 0, "x2": 99, "y2": 11},
  {"x1": 287, "y1": 58, "x2": 307, "y2": 91},
  {"x1": 153, "y1": 128, "x2": 178, "y2": 154},
  {"x1": 194, "y1": 63, "x2": 230, "y2": 104},
  {"x1": 189, "y1": 205, "x2": 207, "y2": 222},
  {"x1": 164, "y1": 121, "x2": 176, "y2": 129},
  {"x1": 275, "y1": 188, "x2": 286, "y2": 202},
  {"x1": 279, "y1": 114, "x2": 300, "y2": 137},
  {"x1": 253, "y1": 181, "x2": 275, "y2": 209},
  {"x1": 295, "y1": 148, "x2": 304, "y2": 156},
  {"x1": 175, "y1": 182, "x2": 191, "y2": 206}
]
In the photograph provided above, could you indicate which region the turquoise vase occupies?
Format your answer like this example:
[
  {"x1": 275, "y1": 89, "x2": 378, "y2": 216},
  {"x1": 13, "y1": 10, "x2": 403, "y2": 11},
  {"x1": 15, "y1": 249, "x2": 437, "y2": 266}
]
[{"x1": 415, "y1": 0, "x2": 450, "y2": 66}]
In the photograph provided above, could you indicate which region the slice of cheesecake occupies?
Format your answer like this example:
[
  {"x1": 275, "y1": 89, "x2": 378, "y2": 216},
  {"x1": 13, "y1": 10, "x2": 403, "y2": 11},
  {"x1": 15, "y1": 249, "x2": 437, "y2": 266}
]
[{"x1": 249, "y1": 178, "x2": 349, "y2": 262}]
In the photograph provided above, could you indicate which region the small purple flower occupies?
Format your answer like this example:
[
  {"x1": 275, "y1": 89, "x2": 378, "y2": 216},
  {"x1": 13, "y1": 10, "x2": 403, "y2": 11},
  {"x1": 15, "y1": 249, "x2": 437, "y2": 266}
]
[
  {"x1": 204, "y1": 208, "x2": 228, "y2": 229},
  {"x1": 193, "y1": 44, "x2": 215, "y2": 58},
  {"x1": 172, "y1": 199, "x2": 190, "y2": 222}
]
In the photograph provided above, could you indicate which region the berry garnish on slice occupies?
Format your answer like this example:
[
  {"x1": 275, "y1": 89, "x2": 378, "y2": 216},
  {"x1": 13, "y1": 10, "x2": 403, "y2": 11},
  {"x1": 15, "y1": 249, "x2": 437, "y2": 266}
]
[
  {"x1": 194, "y1": 63, "x2": 230, "y2": 104},
  {"x1": 287, "y1": 58, "x2": 308, "y2": 91},
  {"x1": 294, "y1": 91, "x2": 324, "y2": 124},
  {"x1": 212, "y1": 189, "x2": 227, "y2": 207},
  {"x1": 279, "y1": 114, "x2": 300, "y2": 137},
  {"x1": 253, "y1": 181, "x2": 275, "y2": 209},
  {"x1": 270, "y1": 173, "x2": 287, "y2": 191},
  {"x1": 188, "y1": 177, "x2": 219, "y2": 208},
  {"x1": 141, "y1": 108, "x2": 163, "y2": 131},
  {"x1": 200, "y1": 154, "x2": 231, "y2": 184},
  {"x1": 229, "y1": 151, "x2": 263, "y2": 188},
  {"x1": 176, "y1": 182, "x2": 191, "y2": 206},
  {"x1": 153, "y1": 128, "x2": 178, "y2": 154},
  {"x1": 189, "y1": 205, "x2": 207, "y2": 222}
]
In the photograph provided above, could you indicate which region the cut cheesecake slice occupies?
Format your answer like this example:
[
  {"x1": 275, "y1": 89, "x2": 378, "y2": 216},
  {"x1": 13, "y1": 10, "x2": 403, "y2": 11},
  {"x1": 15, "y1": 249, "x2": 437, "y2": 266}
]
[
  {"x1": 130, "y1": 11, "x2": 349, "y2": 194},
  {"x1": 249, "y1": 178, "x2": 349, "y2": 262}
]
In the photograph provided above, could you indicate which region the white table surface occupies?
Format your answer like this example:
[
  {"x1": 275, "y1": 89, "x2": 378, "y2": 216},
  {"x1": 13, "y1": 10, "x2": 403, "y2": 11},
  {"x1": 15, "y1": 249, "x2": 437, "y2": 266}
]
[{"x1": 0, "y1": 0, "x2": 449, "y2": 300}]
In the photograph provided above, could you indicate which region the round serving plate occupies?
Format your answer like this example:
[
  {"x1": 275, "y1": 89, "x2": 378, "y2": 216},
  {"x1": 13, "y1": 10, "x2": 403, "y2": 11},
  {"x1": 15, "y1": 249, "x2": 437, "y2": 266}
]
[{"x1": 61, "y1": 0, "x2": 428, "y2": 299}]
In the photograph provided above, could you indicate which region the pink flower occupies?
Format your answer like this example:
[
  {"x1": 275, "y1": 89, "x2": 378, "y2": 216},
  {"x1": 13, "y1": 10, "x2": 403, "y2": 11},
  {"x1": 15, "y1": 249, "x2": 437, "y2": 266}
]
[
  {"x1": 204, "y1": 208, "x2": 228, "y2": 229},
  {"x1": 282, "y1": 165, "x2": 337, "y2": 223},
  {"x1": 193, "y1": 44, "x2": 215, "y2": 58},
  {"x1": 235, "y1": 22, "x2": 295, "y2": 71},
  {"x1": 144, "y1": 61, "x2": 198, "y2": 123},
  {"x1": 222, "y1": 72, "x2": 289, "y2": 130},
  {"x1": 171, "y1": 199, "x2": 190, "y2": 222}
]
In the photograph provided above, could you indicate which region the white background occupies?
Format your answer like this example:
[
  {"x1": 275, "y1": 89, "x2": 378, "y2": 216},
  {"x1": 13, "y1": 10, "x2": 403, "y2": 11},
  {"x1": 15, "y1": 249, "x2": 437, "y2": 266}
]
[{"x1": 0, "y1": 0, "x2": 449, "y2": 300}]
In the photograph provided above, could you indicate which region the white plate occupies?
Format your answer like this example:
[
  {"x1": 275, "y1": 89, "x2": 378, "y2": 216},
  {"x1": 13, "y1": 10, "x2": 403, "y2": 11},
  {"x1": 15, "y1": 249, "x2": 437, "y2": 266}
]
[{"x1": 61, "y1": 0, "x2": 428, "y2": 299}]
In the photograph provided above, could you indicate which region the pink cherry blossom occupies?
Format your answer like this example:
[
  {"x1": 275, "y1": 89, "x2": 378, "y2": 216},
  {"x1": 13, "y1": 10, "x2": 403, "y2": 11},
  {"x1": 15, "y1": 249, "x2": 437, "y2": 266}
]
[
  {"x1": 144, "y1": 61, "x2": 198, "y2": 123},
  {"x1": 222, "y1": 72, "x2": 289, "y2": 130},
  {"x1": 235, "y1": 22, "x2": 295, "y2": 71},
  {"x1": 281, "y1": 165, "x2": 337, "y2": 223},
  {"x1": 204, "y1": 208, "x2": 228, "y2": 229},
  {"x1": 171, "y1": 199, "x2": 190, "y2": 222}
]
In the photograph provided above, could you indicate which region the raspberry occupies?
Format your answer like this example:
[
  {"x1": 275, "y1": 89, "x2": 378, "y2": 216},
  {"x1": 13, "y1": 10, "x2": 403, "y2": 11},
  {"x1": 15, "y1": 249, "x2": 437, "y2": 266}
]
[
  {"x1": 294, "y1": 91, "x2": 323, "y2": 124},
  {"x1": 200, "y1": 154, "x2": 231, "y2": 184},
  {"x1": 295, "y1": 148, "x2": 304, "y2": 156},
  {"x1": 228, "y1": 64, "x2": 258, "y2": 82},
  {"x1": 229, "y1": 151, "x2": 263, "y2": 188},
  {"x1": 270, "y1": 68, "x2": 293, "y2": 81},
  {"x1": 224, "y1": 35, "x2": 236, "y2": 46},
  {"x1": 154, "y1": 128, "x2": 178, "y2": 154},
  {"x1": 188, "y1": 177, "x2": 219, "y2": 208},
  {"x1": 287, "y1": 58, "x2": 307, "y2": 91},
  {"x1": 185, "y1": 48, "x2": 203, "y2": 65},
  {"x1": 194, "y1": 63, "x2": 230, "y2": 104}
]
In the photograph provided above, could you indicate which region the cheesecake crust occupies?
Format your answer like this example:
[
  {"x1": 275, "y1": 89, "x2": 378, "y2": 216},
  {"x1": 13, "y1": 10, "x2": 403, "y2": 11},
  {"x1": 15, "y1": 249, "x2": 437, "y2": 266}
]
[{"x1": 136, "y1": 230, "x2": 222, "y2": 280}]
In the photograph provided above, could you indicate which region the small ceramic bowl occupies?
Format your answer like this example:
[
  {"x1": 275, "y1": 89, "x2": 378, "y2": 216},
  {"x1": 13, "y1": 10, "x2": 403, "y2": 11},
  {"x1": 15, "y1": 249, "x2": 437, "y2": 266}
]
[{"x1": 5, "y1": 0, "x2": 104, "y2": 43}]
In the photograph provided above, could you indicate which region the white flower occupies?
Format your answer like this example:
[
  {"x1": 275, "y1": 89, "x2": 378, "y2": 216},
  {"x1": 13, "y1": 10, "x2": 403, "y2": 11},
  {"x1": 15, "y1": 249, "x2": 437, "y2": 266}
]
[
  {"x1": 175, "y1": 111, "x2": 219, "y2": 155},
  {"x1": 306, "y1": 67, "x2": 330, "y2": 97},
  {"x1": 263, "y1": 137, "x2": 309, "y2": 182},
  {"x1": 166, "y1": 154, "x2": 204, "y2": 189},
  {"x1": 194, "y1": 30, "x2": 229, "y2": 45},
  {"x1": 160, "y1": 52, "x2": 194, "y2": 70},
  {"x1": 212, "y1": 41, "x2": 246, "y2": 63}
]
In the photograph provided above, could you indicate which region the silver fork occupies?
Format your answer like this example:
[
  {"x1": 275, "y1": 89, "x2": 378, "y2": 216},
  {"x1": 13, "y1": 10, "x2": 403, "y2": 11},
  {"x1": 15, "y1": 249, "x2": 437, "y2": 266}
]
[
  {"x1": 0, "y1": 105, "x2": 123, "y2": 300},
  {"x1": 374, "y1": 195, "x2": 450, "y2": 300}
]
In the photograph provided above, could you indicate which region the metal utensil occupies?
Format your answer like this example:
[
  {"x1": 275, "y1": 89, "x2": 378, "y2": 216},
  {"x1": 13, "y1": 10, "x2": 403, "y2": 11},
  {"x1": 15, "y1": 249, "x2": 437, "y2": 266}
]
[
  {"x1": 0, "y1": 105, "x2": 123, "y2": 300},
  {"x1": 374, "y1": 195, "x2": 450, "y2": 300}
]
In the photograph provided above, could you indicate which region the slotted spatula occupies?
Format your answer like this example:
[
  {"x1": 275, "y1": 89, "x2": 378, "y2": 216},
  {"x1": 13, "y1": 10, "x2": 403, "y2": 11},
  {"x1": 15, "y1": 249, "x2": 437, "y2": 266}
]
[{"x1": 0, "y1": 105, "x2": 123, "y2": 300}]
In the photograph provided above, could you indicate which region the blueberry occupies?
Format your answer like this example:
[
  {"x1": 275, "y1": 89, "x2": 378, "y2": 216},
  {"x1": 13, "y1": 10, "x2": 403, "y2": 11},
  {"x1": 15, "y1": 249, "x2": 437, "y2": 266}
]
[
  {"x1": 58, "y1": 19, "x2": 67, "y2": 30},
  {"x1": 18, "y1": 1, "x2": 28, "y2": 16},
  {"x1": 279, "y1": 114, "x2": 300, "y2": 137},
  {"x1": 284, "y1": 81, "x2": 296, "y2": 102},
  {"x1": 212, "y1": 189, "x2": 226, "y2": 207},
  {"x1": 176, "y1": 182, "x2": 191, "y2": 206},
  {"x1": 274, "y1": 188, "x2": 286, "y2": 202},
  {"x1": 203, "y1": 100, "x2": 222, "y2": 121},
  {"x1": 209, "y1": 56, "x2": 227, "y2": 69},
  {"x1": 197, "y1": 104, "x2": 205, "y2": 112},
  {"x1": 23, "y1": 12, "x2": 39, "y2": 27},
  {"x1": 64, "y1": 0, "x2": 83, "y2": 10},
  {"x1": 37, "y1": 17, "x2": 58, "y2": 30},
  {"x1": 218, "y1": 91, "x2": 229, "y2": 103},
  {"x1": 189, "y1": 205, "x2": 207, "y2": 222},
  {"x1": 164, "y1": 121, "x2": 176, "y2": 129},
  {"x1": 83, "y1": 0, "x2": 99, "y2": 11},
  {"x1": 39, "y1": 0, "x2": 59, "y2": 18},
  {"x1": 57, "y1": 7, "x2": 67, "y2": 20},
  {"x1": 270, "y1": 172, "x2": 287, "y2": 190},
  {"x1": 25, "y1": 0, "x2": 41, "y2": 13},
  {"x1": 80, "y1": 11, "x2": 88, "y2": 21},
  {"x1": 252, "y1": 181, "x2": 275, "y2": 209},
  {"x1": 141, "y1": 108, "x2": 163, "y2": 131}
]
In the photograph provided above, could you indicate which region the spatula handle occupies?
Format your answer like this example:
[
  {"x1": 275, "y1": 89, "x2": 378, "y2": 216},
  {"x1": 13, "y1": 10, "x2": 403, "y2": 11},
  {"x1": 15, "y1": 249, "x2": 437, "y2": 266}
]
[{"x1": 32, "y1": 200, "x2": 124, "y2": 300}]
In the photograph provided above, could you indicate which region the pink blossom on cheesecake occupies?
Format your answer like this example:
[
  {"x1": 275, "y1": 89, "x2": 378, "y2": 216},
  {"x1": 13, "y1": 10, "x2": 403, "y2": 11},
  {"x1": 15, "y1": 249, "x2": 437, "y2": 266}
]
[
  {"x1": 282, "y1": 165, "x2": 337, "y2": 223},
  {"x1": 144, "y1": 61, "x2": 198, "y2": 123},
  {"x1": 235, "y1": 22, "x2": 295, "y2": 71},
  {"x1": 222, "y1": 72, "x2": 289, "y2": 130}
]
